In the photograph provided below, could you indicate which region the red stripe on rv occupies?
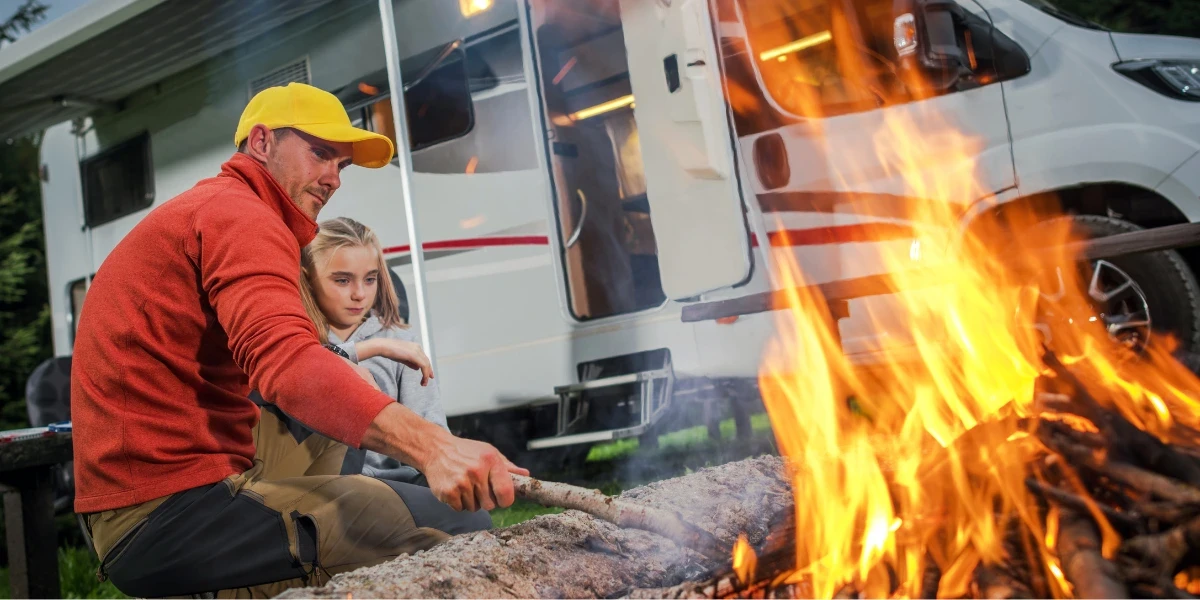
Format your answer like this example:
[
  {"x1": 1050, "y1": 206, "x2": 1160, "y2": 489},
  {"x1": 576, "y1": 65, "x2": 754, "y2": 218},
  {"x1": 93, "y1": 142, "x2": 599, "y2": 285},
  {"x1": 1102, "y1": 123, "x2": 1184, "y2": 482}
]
[
  {"x1": 380, "y1": 224, "x2": 914, "y2": 255},
  {"x1": 382, "y1": 236, "x2": 551, "y2": 255}
]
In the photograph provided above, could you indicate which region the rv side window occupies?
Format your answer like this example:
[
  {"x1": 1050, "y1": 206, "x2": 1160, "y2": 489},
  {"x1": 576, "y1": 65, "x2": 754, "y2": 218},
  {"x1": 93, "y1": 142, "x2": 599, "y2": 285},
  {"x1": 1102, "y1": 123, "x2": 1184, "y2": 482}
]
[
  {"x1": 342, "y1": 48, "x2": 476, "y2": 157},
  {"x1": 80, "y1": 132, "x2": 154, "y2": 227},
  {"x1": 68, "y1": 277, "x2": 88, "y2": 345},
  {"x1": 736, "y1": 0, "x2": 907, "y2": 119}
]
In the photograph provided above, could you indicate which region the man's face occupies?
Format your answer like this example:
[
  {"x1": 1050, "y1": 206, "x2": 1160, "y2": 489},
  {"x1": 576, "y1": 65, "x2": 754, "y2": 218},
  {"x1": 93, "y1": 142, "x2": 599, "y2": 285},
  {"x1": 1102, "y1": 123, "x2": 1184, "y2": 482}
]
[{"x1": 262, "y1": 129, "x2": 354, "y2": 221}]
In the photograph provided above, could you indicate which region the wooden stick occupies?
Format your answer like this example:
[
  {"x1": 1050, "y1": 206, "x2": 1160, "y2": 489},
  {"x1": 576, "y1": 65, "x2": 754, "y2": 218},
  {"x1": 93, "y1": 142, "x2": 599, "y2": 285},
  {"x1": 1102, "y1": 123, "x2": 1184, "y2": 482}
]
[
  {"x1": 1025, "y1": 478, "x2": 1141, "y2": 530},
  {"x1": 919, "y1": 561, "x2": 941, "y2": 599},
  {"x1": 1117, "y1": 513, "x2": 1200, "y2": 584},
  {"x1": 1104, "y1": 462, "x2": 1200, "y2": 505},
  {"x1": 1057, "y1": 511, "x2": 1129, "y2": 599},
  {"x1": 972, "y1": 563, "x2": 1030, "y2": 599},
  {"x1": 511, "y1": 474, "x2": 730, "y2": 561}
]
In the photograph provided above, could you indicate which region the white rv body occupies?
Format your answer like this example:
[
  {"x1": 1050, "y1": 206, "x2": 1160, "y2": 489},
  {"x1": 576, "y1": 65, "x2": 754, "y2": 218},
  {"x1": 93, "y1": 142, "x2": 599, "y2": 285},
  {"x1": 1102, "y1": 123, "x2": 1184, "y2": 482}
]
[{"x1": 11, "y1": 0, "x2": 1200, "y2": 459}]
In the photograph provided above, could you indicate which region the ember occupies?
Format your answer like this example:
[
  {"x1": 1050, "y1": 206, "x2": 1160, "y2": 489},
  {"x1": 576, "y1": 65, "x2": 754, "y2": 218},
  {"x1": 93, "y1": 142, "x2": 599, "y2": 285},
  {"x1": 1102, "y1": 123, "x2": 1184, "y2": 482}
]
[{"x1": 715, "y1": 2, "x2": 1200, "y2": 599}]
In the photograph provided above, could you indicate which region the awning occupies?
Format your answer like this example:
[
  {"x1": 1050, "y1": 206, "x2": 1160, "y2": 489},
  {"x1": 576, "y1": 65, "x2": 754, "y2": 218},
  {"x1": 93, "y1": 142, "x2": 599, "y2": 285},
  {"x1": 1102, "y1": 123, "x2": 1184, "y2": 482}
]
[{"x1": 0, "y1": 0, "x2": 342, "y2": 140}]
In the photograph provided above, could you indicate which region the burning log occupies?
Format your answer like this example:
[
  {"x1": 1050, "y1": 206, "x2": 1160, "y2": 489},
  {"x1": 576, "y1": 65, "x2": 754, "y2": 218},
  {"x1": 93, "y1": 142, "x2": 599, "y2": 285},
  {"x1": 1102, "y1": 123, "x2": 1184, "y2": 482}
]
[
  {"x1": 621, "y1": 351, "x2": 1200, "y2": 600},
  {"x1": 1057, "y1": 510, "x2": 1128, "y2": 599}
]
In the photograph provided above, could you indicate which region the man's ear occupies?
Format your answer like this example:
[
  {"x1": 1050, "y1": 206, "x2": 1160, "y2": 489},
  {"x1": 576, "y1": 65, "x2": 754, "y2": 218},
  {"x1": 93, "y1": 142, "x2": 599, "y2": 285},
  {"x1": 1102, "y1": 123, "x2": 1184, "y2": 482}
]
[{"x1": 243, "y1": 124, "x2": 276, "y2": 162}]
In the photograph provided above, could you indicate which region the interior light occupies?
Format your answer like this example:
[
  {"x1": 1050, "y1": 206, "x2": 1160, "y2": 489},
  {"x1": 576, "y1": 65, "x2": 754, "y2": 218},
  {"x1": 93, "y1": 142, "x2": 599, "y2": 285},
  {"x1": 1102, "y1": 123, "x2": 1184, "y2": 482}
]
[
  {"x1": 571, "y1": 95, "x2": 635, "y2": 121},
  {"x1": 459, "y1": 0, "x2": 492, "y2": 18},
  {"x1": 759, "y1": 30, "x2": 833, "y2": 62}
]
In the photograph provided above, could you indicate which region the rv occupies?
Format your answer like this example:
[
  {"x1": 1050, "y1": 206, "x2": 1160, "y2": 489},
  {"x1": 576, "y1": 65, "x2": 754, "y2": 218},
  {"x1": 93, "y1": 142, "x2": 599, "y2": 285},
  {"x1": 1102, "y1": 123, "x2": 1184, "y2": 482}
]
[{"x1": 6, "y1": 0, "x2": 1200, "y2": 472}]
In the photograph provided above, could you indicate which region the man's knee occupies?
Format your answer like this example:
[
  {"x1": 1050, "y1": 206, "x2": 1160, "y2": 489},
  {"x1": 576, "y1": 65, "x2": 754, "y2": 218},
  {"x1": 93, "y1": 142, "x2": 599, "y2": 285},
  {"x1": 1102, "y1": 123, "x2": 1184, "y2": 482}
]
[
  {"x1": 381, "y1": 480, "x2": 493, "y2": 536},
  {"x1": 458, "y1": 508, "x2": 493, "y2": 535}
]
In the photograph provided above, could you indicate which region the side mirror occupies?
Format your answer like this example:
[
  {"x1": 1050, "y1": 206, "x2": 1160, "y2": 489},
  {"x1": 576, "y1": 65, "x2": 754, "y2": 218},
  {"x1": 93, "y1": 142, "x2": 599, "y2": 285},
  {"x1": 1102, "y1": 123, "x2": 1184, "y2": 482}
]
[{"x1": 893, "y1": 0, "x2": 973, "y2": 91}]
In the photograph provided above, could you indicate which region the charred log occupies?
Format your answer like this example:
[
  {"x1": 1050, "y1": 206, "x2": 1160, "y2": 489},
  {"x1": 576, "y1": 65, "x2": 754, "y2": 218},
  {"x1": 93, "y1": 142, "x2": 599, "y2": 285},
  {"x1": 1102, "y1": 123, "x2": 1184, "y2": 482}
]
[{"x1": 1057, "y1": 510, "x2": 1128, "y2": 599}]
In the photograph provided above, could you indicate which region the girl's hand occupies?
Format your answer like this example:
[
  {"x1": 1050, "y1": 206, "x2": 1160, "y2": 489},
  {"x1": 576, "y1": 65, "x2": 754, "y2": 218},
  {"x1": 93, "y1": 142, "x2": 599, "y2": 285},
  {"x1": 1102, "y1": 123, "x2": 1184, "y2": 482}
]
[{"x1": 360, "y1": 339, "x2": 434, "y2": 386}]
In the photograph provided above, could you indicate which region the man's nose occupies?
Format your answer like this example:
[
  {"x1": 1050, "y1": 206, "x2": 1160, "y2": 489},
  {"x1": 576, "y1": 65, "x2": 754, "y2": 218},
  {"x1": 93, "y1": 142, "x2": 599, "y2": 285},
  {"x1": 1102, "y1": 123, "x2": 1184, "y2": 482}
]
[{"x1": 319, "y1": 162, "x2": 341, "y2": 192}]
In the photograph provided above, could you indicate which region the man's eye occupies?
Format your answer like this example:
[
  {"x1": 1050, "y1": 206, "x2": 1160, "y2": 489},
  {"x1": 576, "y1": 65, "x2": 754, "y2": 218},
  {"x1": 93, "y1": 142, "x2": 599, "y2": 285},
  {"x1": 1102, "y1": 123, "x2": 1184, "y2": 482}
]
[{"x1": 314, "y1": 148, "x2": 328, "y2": 160}]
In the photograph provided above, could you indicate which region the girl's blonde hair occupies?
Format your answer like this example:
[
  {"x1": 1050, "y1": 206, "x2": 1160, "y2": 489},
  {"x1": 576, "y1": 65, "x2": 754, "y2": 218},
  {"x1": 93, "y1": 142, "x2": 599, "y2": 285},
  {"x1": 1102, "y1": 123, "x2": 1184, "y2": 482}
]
[{"x1": 300, "y1": 217, "x2": 406, "y2": 344}]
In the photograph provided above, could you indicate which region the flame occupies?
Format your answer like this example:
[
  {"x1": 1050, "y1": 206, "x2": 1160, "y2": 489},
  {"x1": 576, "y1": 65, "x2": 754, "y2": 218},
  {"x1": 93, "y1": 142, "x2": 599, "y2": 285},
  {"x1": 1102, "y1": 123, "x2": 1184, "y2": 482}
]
[
  {"x1": 732, "y1": 1, "x2": 1200, "y2": 597},
  {"x1": 733, "y1": 534, "x2": 759, "y2": 585}
]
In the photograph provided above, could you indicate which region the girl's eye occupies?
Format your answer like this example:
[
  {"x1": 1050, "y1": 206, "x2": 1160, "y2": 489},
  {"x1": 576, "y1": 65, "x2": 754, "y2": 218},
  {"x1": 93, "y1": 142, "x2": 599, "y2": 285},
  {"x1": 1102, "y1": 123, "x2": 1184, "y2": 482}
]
[
  {"x1": 334, "y1": 278, "x2": 349, "y2": 285},
  {"x1": 366, "y1": 277, "x2": 377, "y2": 284}
]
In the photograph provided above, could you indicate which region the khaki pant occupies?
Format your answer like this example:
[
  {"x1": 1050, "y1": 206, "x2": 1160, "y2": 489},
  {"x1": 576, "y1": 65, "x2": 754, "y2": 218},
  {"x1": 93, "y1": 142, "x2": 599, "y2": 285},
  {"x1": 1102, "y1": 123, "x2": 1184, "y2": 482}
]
[{"x1": 86, "y1": 409, "x2": 488, "y2": 598}]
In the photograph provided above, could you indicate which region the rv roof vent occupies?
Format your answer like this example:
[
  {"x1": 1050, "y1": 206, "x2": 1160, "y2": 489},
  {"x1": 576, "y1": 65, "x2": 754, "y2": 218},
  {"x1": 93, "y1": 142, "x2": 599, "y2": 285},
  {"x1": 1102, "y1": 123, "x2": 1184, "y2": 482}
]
[{"x1": 248, "y1": 57, "x2": 312, "y2": 99}]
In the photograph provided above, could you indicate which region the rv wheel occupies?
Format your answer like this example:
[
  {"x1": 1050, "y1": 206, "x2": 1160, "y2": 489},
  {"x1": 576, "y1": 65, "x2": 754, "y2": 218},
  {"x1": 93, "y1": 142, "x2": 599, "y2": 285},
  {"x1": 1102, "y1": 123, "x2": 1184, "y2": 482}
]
[{"x1": 1031, "y1": 215, "x2": 1200, "y2": 354}]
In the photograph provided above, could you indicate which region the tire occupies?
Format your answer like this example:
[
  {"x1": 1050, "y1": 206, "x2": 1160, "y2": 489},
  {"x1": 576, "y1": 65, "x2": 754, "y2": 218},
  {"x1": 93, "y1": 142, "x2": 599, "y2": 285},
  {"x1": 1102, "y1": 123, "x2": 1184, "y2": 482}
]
[{"x1": 1042, "y1": 215, "x2": 1200, "y2": 353}]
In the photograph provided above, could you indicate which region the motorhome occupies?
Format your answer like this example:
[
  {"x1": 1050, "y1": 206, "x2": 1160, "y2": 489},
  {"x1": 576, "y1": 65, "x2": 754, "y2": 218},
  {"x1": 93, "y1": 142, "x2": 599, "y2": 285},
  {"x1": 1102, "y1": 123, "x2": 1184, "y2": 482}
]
[{"x1": 7, "y1": 0, "x2": 1200, "y2": 472}]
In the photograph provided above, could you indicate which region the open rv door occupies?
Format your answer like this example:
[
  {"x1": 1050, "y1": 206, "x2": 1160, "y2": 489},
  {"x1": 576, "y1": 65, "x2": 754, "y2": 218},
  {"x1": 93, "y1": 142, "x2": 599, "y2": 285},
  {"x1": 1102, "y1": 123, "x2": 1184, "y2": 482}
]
[{"x1": 616, "y1": 0, "x2": 753, "y2": 300}]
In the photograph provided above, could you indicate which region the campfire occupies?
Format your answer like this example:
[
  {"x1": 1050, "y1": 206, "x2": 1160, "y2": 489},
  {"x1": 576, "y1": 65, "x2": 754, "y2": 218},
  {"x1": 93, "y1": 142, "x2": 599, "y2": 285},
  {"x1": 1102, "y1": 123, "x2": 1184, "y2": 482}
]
[{"x1": 701, "y1": 7, "x2": 1200, "y2": 600}]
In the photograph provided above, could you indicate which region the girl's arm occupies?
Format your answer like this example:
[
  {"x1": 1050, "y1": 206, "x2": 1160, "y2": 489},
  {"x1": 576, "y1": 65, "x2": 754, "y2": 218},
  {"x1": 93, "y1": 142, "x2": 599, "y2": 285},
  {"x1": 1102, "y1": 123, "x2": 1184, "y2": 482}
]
[
  {"x1": 398, "y1": 361, "x2": 449, "y2": 430},
  {"x1": 352, "y1": 338, "x2": 434, "y2": 385}
]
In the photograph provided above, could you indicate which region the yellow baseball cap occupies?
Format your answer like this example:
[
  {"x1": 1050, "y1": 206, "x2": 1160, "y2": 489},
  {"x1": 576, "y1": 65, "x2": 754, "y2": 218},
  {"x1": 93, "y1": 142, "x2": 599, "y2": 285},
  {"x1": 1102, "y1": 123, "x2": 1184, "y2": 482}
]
[{"x1": 234, "y1": 82, "x2": 396, "y2": 169}]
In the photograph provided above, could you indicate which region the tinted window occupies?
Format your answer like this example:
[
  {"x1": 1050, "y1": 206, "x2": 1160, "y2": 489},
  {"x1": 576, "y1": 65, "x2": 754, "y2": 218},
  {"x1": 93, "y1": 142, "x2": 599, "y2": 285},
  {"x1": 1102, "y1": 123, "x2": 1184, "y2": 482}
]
[
  {"x1": 80, "y1": 132, "x2": 154, "y2": 227},
  {"x1": 406, "y1": 53, "x2": 475, "y2": 151},
  {"x1": 1016, "y1": 0, "x2": 1109, "y2": 31},
  {"x1": 338, "y1": 46, "x2": 478, "y2": 158}
]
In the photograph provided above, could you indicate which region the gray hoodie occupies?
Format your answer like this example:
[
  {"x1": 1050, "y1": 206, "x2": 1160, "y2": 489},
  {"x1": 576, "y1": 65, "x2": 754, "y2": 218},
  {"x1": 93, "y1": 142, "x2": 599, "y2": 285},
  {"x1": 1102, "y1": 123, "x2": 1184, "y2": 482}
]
[{"x1": 332, "y1": 313, "x2": 446, "y2": 482}]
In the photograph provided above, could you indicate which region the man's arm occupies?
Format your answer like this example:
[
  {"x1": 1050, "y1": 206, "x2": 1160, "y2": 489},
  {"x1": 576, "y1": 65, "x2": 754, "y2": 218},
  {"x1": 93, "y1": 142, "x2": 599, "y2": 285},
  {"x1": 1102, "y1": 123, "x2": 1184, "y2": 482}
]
[
  {"x1": 196, "y1": 201, "x2": 524, "y2": 509},
  {"x1": 197, "y1": 204, "x2": 393, "y2": 446},
  {"x1": 362, "y1": 403, "x2": 527, "y2": 511}
]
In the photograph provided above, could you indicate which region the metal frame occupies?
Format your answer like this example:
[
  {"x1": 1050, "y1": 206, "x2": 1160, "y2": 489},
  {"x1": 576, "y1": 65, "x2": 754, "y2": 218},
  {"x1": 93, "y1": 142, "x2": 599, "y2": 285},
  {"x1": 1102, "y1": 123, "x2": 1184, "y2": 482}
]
[
  {"x1": 527, "y1": 357, "x2": 676, "y2": 451},
  {"x1": 377, "y1": 0, "x2": 436, "y2": 372}
]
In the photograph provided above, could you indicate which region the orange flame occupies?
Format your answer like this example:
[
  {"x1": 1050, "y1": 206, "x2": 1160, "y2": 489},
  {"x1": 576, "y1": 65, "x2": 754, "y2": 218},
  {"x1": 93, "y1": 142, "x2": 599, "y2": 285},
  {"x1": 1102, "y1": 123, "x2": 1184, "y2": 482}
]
[
  {"x1": 730, "y1": 1, "x2": 1200, "y2": 597},
  {"x1": 733, "y1": 534, "x2": 759, "y2": 585}
]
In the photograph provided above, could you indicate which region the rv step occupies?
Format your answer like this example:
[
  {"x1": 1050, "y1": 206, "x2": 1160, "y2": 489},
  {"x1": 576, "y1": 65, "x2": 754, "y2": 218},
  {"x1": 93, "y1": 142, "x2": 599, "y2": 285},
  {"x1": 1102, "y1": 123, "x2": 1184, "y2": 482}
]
[
  {"x1": 526, "y1": 424, "x2": 652, "y2": 450},
  {"x1": 527, "y1": 358, "x2": 675, "y2": 451},
  {"x1": 551, "y1": 368, "x2": 672, "y2": 395}
]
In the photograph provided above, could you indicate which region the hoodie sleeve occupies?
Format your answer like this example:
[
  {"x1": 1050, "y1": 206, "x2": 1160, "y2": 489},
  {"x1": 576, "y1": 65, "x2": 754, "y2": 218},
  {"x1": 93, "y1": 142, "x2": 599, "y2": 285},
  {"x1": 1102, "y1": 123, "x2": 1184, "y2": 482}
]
[
  {"x1": 389, "y1": 328, "x2": 449, "y2": 430},
  {"x1": 337, "y1": 341, "x2": 360, "y2": 364},
  {"x1": 195, "y1": 201, "x2": 393, "y2": 447}
]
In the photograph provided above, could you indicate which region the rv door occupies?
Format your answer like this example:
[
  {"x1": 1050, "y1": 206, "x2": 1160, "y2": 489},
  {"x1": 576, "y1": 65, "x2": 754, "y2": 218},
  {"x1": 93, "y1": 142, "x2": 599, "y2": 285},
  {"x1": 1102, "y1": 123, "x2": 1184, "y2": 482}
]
[{"x1": 617, "y1": 0, "x2": 753, "y2": 300}]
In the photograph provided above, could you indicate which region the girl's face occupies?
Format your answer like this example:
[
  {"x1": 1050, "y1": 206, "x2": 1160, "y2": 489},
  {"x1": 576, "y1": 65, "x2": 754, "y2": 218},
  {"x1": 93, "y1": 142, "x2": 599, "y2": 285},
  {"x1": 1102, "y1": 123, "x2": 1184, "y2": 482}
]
[{"x1": 312, "y1": 244, "x2": 379, "y2": 330}]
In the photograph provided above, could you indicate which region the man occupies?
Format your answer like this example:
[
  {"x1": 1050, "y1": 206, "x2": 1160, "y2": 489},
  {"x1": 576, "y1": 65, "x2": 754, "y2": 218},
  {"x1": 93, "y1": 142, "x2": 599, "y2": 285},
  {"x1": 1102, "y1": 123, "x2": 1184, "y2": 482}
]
[{"x1": 71, "y1": 82, "x2": 527, "y2": 598}]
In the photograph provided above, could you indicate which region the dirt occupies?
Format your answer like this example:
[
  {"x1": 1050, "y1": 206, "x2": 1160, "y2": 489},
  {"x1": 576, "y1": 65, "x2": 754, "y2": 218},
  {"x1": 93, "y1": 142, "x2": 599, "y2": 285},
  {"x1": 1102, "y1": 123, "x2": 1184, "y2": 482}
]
[{"x1": 275, "y1": 455, "x2": 791, "y2": 599}]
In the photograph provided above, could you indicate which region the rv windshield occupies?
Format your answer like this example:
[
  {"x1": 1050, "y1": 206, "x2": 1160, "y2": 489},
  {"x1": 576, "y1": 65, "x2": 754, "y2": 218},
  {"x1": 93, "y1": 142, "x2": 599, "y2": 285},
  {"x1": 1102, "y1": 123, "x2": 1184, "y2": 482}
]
[{"x1": 1016, "y1": 0, "x2": 1108, "y2": 31}]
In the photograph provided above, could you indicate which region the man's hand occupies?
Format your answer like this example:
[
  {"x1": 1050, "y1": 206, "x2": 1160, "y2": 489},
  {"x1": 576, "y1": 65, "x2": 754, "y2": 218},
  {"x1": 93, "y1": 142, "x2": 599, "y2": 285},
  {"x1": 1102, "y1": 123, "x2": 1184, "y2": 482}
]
[
  {"x1": 423, "y1": 435, "x2": 530, "y2": 512},
  {"x1": 361, "y1": 403, "x2": 529, "y2": 512},
  {"x1": 359, "y1": 339, "x2": 434, "y2": 386}
]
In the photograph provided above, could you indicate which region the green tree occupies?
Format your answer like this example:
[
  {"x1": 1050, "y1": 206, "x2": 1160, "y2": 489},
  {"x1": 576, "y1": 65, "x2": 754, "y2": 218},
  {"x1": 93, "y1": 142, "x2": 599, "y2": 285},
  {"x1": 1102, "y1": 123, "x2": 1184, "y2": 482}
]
[
  {"x1": 0, "y1": 0, "x2": 51, "y2": 432},
  {"x1": 0, "y1": 1, "x2": 48, "y2": 45},
  {"x1": 1050, "y1": 0, "x2": 1200, "y2": 38}
]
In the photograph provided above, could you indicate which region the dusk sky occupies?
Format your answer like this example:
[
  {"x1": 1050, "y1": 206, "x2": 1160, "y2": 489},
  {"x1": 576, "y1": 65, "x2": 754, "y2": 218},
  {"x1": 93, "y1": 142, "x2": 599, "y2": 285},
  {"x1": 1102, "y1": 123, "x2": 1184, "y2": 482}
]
[{"x1": 2, "y1": 0, "x2": 94, "y2": 39}]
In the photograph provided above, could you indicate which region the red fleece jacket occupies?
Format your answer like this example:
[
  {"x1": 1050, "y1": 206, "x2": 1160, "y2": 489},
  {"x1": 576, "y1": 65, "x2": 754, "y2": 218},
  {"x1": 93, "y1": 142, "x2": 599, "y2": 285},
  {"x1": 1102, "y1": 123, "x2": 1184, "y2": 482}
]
[{"x1": 71, "y1": 153, "x2": 395, "y2": 514}]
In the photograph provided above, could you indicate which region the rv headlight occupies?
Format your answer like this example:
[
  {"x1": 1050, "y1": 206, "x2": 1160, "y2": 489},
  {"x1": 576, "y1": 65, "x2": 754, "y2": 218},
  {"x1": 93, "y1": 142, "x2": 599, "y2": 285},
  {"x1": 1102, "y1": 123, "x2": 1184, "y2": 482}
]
[{"x1": 1114, "y1": 59, "x2": 1200, "y2": 102}]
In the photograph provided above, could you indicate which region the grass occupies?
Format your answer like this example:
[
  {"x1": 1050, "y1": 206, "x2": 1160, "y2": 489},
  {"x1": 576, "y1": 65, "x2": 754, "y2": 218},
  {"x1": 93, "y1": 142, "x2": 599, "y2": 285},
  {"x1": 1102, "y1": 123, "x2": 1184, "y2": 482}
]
[
  {"x1": 490, "y1": 413, "x2": 776, "y2": 527},
  {"x1": 0, "y1": 546, "x2": 127, "y2": 599}
]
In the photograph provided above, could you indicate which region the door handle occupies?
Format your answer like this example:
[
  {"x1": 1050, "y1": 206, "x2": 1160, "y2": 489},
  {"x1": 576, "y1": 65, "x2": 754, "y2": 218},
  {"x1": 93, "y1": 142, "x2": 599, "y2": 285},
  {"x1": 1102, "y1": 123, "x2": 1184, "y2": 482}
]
[{"x1": 565, "y1": 189, "x2": 589, "y2": 249}]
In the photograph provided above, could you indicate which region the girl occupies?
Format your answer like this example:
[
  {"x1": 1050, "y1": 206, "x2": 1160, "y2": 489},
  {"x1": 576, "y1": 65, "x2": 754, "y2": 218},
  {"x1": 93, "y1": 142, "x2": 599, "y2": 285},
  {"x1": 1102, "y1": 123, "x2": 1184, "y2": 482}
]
[{"x1": 299, "y1": 216, "x2": 443, "y2": 485}]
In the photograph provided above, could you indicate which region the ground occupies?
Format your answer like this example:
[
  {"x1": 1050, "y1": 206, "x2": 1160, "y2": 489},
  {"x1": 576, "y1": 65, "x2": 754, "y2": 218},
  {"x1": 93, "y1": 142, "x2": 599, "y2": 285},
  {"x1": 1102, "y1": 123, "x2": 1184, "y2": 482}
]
[{"x1": 0, "y1": 412, "x2": 776, "y2": 599}]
